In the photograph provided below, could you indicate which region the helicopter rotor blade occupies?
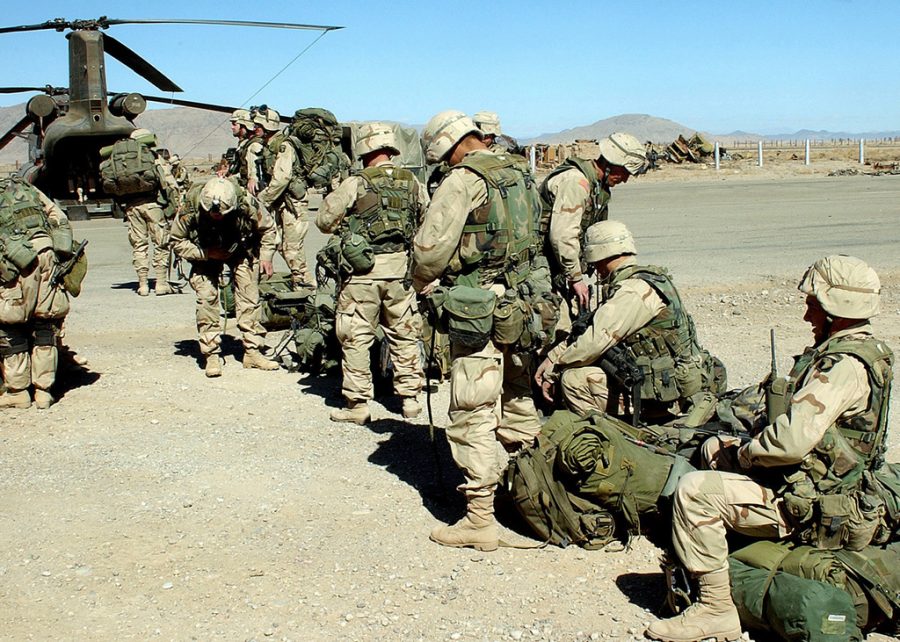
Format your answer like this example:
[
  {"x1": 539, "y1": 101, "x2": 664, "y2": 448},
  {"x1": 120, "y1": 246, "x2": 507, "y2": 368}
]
[
  {"x1": 0, "y1": 114, "x2": 33, "y2": 151},
  {"x1": 141, "y1": 95, "x2": 294, "y2": 123},
  {"x1": 0, "y1": 18, "x2": 74, "y2": 35},
  {"x1": 102, "y1": 34, "x2": 183, "y2": 93},
  {"x1": 0, "y1": 86, "x2": 56, "y2": 94},
  {"x1": 102, "y1": 18, "x2": 343, "y2": 32}
]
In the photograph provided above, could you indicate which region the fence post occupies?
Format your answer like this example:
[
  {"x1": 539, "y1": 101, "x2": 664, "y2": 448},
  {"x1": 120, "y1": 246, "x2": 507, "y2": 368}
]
[
  {"x1": 859, "y1": 139, "x2": 865, "y2": 164},
  {"x1": 529, "y1": 145, "x2": 536, "y2": 174},
  {"x1": 758, "y1": 141, "x2": 763, "y2": 167},
  {"x1": 714, "y1": 141, "x2": 720, "y2": 170},
  {"x1": 805, "y1": 139, "x2": 810, "y2": 166}
]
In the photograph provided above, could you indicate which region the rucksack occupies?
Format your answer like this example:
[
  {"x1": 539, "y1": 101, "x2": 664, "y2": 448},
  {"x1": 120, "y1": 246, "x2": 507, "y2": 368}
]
[
  {"x1": 502, "y1": 410, "x2": 694, "y2": 547},
  {"x1": 289, "y1": 108, "x2": 348, "y2": 189},
  {"x1": 99, "y1": 138, "x2": 159, "y2": 196}
]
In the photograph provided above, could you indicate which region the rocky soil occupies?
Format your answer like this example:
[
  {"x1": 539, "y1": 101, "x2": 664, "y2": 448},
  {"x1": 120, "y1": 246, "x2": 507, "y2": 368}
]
[{"x1": 1, "y1": 171, "x2": 899, "y2": 641}]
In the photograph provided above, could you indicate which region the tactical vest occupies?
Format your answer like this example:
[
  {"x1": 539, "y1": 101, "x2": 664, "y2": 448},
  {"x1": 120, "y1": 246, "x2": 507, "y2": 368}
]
[
  {"x1": 450, "y1": 152, "x2": 537, "y2": 288},
  {"x1": 778, "y1": 332, "x2": 893, "y2": 495},
  {"x1": 602, "y1": 264, "x2": 707, "y2": 404},
  {"x1": 183, "y1": 183, "x2": 257, "y2": 254},
  {"x1": 260, "y1": 132, "x2": 287, "y2": 181},
  {"x1": 539, "y1": 157, "x2": 610, "y2": 239},
  {"x1": 0, "y1": 176, "x2": 51, "y2": 241},
  {"x1": 99, "y1": 139, "x2": 159, "y2": 196},
  {"x1": 344, "y1": 166, "x2": 418, "y2": 254}
]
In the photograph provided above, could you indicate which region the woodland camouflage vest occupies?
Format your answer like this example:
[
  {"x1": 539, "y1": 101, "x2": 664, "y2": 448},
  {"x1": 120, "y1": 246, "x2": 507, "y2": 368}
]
[
  {"x1": 345, "y1": 166, "x2": 418, "y2": 254},
  {"x1": 539, "y1": 157, "x2": 610, "y2": 239},
  {"x1": 602, "y1": 264, "x2": 708, "y2": 403},
  {"x1": 450, "y1": 152, "x2": 538, "y2": 288},
  {"x1": 0, "y1": 177, "x2": 50, "y2": 241}
]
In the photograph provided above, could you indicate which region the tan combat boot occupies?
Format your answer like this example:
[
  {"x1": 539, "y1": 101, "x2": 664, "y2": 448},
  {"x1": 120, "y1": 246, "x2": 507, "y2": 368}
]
[
  {"x1": 34, "y1": 389, "x2": 55, "y2": 410},
  {"x1": 155, "y1": 278, "x2": 174, "y2": 296},
  {"x1": 645, "y1": 569, "x2": 742, "y2": 642},
  {"x1": 0, "y1": 390, "x2": 32, "y2": 409},
  {"x1": 242, "y1": 349, "x2": 280, "y2": 371},
  {"x1": 204, "y1": 355, "x2": 223, "y2": 378},
  {"x1": 401, "y1": 396, "x2": 422, "y2": 419},
  {"x1": 430, "y1": 492, "x2": 499, "y2": 551},
  {"x1": 137, "y1": 275, "x2": 150, "y2": 297},
  {"x1": 330, "y1": 401, "x2": 371, "y2": 425}
]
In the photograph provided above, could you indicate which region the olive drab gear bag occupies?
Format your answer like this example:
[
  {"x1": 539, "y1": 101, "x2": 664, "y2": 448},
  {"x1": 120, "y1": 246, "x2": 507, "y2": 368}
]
[
  {"x1": 601, "y1": 264, "x2": 726, "y2": 405},
  {"x1": 728, "y1": 557, "x2": 862, "y2": 642},
  {"x1": 345, "y1": 166, "x2": 418, "y2": 254},
  {"x1": 289, "y1": 108, "x2": 348, "y2": 190},
  {"x1": 443, "y1": 285, "x2": 496, "y2": 351},
  {"x1": 451, "y1": 152, "x2": 538, "y2": 289},
  {"x1": 99, "y1": 138, "x2": 160, "y2": 196},
  {"x1": 502, "y1": 410, "x2": 694, "y2": 546}
]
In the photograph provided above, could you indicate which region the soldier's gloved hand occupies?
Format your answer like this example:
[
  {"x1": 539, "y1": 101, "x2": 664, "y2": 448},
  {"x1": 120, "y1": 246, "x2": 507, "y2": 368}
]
[{"x1": 571, "y1": 279, "x2": 590, "y2": 311}]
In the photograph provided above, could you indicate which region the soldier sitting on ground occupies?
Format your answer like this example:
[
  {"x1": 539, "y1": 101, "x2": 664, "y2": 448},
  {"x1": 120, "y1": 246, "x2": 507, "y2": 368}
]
[
  {"x1": 535, "y1": 220, "x2": 724, "y2": 424},
  {"x1": 169, "y1": 177, "x2": 280, "y2": 377},
  {"x1": 646, "y1": 255, "x2": 894, "y2": 642}
]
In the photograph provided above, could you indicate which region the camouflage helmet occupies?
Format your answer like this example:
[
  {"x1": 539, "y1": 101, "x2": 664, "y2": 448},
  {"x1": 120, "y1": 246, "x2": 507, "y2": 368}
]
[
  {"x1": 253, "y1": 108, "x2": 282, "y2": 132},
  {"x1": 230, "y1": 108, "x2": 254, "y2": 129},
  {"x1": 798, "y1": 255, "x2": 881, "y2": 319},
  {"x1": 422, "y1": 110, "x2": 482, "y2": 163},
  {"x1": 473, "y1": 111, "x2": 501, "y2": 136},
  {"x1": 129, "y1": 128, "x2": 157, "y2": 146},
  {"x1": 597, "y1": 132, "x2": 648, "y2": 175},
  {"x1": 355, "y1": 122, "x2": 400, "y2": 159},
  {"x1": 199, "y1": 178, "x2": 239, "y2": 215},
  {"x1": 583, "y1": 220, "x2": 637, "y2": 263}
]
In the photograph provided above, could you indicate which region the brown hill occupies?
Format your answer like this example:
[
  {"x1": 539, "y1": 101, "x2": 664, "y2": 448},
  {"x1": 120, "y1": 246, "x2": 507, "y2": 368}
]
[{"x1": 525, "y1": 113, "x2": 706, "y2": 145}]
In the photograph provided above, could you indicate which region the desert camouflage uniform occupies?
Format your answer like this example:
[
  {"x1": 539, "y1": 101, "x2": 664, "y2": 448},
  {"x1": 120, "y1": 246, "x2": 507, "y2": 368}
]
[
  {"x1": 124, "y1": 156, "x2": 181, "y2": 286},
  {"x1": 318, "y1": 160, "x2": 428, "y2": 406},
  {"x1": 243, "y1": 137, "x2": 265, "y2": 194},
  {"x1": 258, "y1": 141, "x2": 312, "y2": 285},
  {"x1": 170, "y1": 184, "x2": 276, "y2": 358},
  {"x1": 544, "y1": 256, "x2": 665, "y2": 416},
  {"x1": 0, "y1": 186, "x2": 70, "y2": 404},
  {"x1": 672, "y1": 324, "x2": 877, "y2": 574},
  {"x1": 413, "y1": 150, "x2": 542, "y2": 498}
]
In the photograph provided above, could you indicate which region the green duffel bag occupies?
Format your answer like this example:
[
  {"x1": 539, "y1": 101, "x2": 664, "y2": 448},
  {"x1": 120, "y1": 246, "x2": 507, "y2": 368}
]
[
  {"x1": 443, "y1": 285, "x2": 496, "y2": 350},
  {"x1": 729, "y1": 556, "x2": 862, "y2": 642}
]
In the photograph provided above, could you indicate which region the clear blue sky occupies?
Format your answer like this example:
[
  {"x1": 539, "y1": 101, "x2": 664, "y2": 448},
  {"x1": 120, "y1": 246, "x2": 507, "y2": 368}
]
[{"x1": 0, "y1": 1, "x2": 897, "y2": 137}]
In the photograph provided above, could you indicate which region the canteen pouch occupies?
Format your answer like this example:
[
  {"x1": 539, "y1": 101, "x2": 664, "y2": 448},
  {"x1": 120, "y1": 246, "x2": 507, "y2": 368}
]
[
  {"x1": 444, "y1": 285, "x2": 496, "y2": 350},
  {"x1": 341, "y1": 233, "x2": 375, "y2": 275},
  {"x1": 49, "y1": 225, "x2": 74, "y2": 257},
  {"x1": 3, "y1": 234, "x2": 38, "y2": 271},
  {"x1": 492, "y1": 290, "x2": 526, "y2": 346},
  {"x1": 814, "y1": 494, "x2": 879, "y2": 552}
]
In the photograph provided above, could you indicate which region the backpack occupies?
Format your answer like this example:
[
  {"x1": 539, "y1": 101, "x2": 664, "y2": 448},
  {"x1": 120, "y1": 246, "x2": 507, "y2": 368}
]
[
  {"x1": 99, "y1": 138, "x2": 159, "y2": 196},
  {"x1": 289, "y1": 108, "x2": 348, "y2": 189},
  {"x1": 502, "y1": 410, "x2": 693, "y2": 547}
]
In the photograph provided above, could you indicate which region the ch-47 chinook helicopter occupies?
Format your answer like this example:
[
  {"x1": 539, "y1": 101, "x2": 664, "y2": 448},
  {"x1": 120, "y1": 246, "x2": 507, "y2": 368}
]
[{"x1": 0, "y1": 17, "x2": 341, "y2": 219}]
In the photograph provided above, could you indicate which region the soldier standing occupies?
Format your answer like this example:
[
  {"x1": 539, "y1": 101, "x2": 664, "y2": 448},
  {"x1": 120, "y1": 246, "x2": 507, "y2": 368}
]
[
  {"x1": 169, "y1": 177, "x2": 280, "y2": 377},
  {"x1": 257, "y1": 109, "x2": 314, "y2": 287},
  {"x1": 108, "y1": 128, "x2": 182, "y2": 297},
  {"x1": 243, "y1": 108, "x2": 271, "y2": 196},
  {"x1": 316, "y1": 122, "x2": 428, "y2": 424},
  {"x1": 534, "y1": 220, "x2": 723, "y2": 422},
  {"x1": 472, "y1": 111, "x2": 523, "y2": 156},
  {"x1": 646, "y1": 255, "x2": 893, "y2": 642},
  {"x1": 539, "y1": 132, "x2": 647, "y2": 320},
  {"x1": 414, "y1": 110, "x2": 547, "y2": 551},
  {"x1": 0, "y1": 177, "x2": 73, "y2": 409}
]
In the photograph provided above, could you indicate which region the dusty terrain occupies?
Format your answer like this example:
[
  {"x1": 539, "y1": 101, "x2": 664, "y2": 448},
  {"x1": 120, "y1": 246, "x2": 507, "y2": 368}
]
[{"x1": 1, "y1": 167, "x2": 899, "y2": 642}]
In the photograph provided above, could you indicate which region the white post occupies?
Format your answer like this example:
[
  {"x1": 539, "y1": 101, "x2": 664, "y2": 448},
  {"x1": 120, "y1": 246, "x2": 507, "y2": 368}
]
[
  {"x1": 805, "y1": 139, "x2": 811, "y2": 166},
  {"x1": 859, "y1": 139, "x2": 865, "y2": 164},
  {"x1": 757, "y1": 140, "x2": 763, "y2": 167},
  {"x1": 714, "y1": 141, "x2": 720, "y2": 170},
  {"x1": 529, "y1": 145, "x2": 536, "y2": 174}
]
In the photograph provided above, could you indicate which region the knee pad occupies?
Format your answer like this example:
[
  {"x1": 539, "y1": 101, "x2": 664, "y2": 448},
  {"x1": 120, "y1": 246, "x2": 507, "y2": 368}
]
[
  {"x1": 0, "y1": 325, "x2": 29, "y2": 356},
  {"x1": 33, "y1": 321, "x2": 60, "y2": 347}
]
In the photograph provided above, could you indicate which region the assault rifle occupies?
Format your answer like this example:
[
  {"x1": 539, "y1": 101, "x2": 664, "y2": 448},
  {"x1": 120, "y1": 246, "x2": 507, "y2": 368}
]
[
  {"x1": 49, "y1": 239, "x2": 88, "y2": 289},
  {"x1": 255, "y1": 158, "x2": 268, "y2": 192},
  {"x1": 224, "y1": 147, "x2": 240, "y2": 176}
]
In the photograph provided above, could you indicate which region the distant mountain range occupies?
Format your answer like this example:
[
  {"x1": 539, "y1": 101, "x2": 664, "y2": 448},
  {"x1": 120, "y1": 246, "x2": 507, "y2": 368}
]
[{"x1": 0, "y1": 104, "x2": 896, "y2": 165}]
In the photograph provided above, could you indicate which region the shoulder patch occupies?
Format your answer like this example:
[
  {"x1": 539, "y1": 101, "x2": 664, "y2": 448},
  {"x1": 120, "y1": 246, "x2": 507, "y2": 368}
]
[
  {"x1": 816, "y1": 355, "x2": 839, "y2": 373},
  {"x1": 577, "y1": 177, "x2": 590, "y2": 192}
]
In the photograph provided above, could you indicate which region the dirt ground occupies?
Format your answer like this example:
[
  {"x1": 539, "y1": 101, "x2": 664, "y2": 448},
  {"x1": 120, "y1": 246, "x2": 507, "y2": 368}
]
[{"x1": 1, "y1": 165, "x2": 899, "y2": 641}]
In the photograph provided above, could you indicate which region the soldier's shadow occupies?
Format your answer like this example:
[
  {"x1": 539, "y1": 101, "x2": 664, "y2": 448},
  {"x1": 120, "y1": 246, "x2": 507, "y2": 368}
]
[
  {"x1": 110, "y1": 280, "x2": 141, "y2": 292},
  {"x1": 615, "y1": 571, "x2": 667, "y2": 612},
  {"x1": 54, "y1": 345, "x2": 100, "y2": 400},
  {"x1": 367, "y1": 417, "x2": 466, "y2": 523},
  {"x1": 294, "y1": 371, "x2": 343, "y2": 408},
  {"x1": 173, "y1": 335, "x2": 244, "y2": 368}
]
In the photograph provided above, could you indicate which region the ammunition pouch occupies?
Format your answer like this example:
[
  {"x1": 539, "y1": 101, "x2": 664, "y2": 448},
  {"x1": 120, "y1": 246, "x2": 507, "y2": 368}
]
[
  {"x1": 518, "y1": 262, "x2": 561, "y2": 351},
  {"x1": 0, "y1": 324, "x2": 29, "y2": 356},
  {"x1": 809, "y1": 493, "x2": 881, "y2": 552},
  {"x1": 3, "y1": 234, "x2": 38, "y2": 271},
  {"x1": 444, "y1": 285, "x2": 496, "y2": 350},
  {"x1": 62, "y1": 249, "x2": 88, "y2": 297},
  {"x1": 341, "y1": 233, "x2": 375, "y2": 275},
  {"x1": 49, "y1": 225, "x2": 74, "y2": 258}
]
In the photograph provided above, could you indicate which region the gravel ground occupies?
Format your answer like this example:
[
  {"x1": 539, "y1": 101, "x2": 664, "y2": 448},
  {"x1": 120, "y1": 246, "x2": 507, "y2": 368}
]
[{"x1": 1, "y1": 171, "x2": 899, "y2": 641}]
